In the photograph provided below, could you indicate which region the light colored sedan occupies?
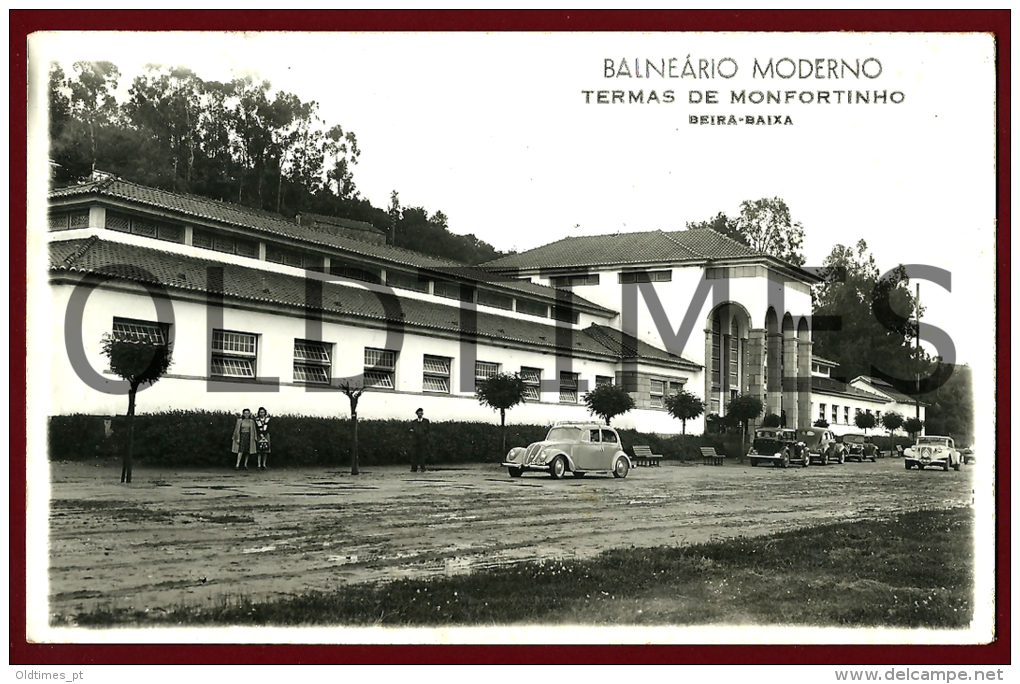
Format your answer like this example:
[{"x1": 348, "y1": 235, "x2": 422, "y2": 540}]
[{"x1": 503, "y1": 422, "x2": 632, "y2": 479}]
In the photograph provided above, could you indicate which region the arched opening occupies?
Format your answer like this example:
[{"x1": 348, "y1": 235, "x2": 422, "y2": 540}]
[
  {"x1": 764, "y1": 307, "x2": 781, "y2": 418},
  {"x1": 797, "y1": 316, "x2": 812, "y2": 430},
  {"x1": 781, "y1": 313, "x2": 796, "y2": 428},
  {"x1": 705, "y1": 302, "x2": 751, "y2": 417}
]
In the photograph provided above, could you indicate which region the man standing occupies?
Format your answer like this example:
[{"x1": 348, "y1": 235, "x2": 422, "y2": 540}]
[{"x1": 410, "y1": 407, "x2": 431, "y2": 472}]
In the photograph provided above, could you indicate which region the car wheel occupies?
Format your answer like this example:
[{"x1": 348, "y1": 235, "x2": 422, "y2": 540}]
[
  {"x1": 801, "y1": 456, "x2": 809, "y2": 468},
  {"x1": 750, "y1": 459, "x2": 759, "y2": 467},
  {"x1": 780, "y1": 450, "x2": 790, "y2": 469},
  {"x1": 508, "y1": 466, "x2": 523, "y2": 478},
  {"x1": 953, "y1": 461, "x2": 961, "y2": 471},
  {"x1": 838, "y1": 451, "x2": 845, "y2": 464},
  {"x1": 904, "y1": 461, "x2": 912, "y2": 470},
  {"x1": 549, "y1": 456, "x2": 566, "y2": 479},
  {"x1": 613, "y1": 456, "x2": 630, "y2": 479},
  {"x1": 572, "y1": 471, "x2": 586, "y2": 478},
  {"x1": 943, "y1": 460, "x2": 950, "y2": 472}
]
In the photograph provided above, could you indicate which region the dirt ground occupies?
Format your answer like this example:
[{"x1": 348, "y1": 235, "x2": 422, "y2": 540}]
[{"x1": 46, "y1": 457, "x2": 975, "y2": 620}]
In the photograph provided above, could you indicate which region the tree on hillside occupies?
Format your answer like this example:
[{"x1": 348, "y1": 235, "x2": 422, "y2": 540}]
[
  {"x1": 854, "y1": 412, "x2": 877, "y2": 434},
  {"x1": 688, "y1": 197, "x2": 806, "y2": 266},
  {"x1": 922, "y1": 364, "x2": 973, "y2": 443},
  {"x1": 663, "y1": 389, "x2": 703, "y2": 435},
  {"x1": 728, "y1": 394, "x2": 764, "y2": 454},
  {"x1": 812, "y1": 240, "x2": 925, "y2": 387},
  {"x1": 585, "y1": 383, "x2": 636, "y2": 427},
  {"x1": 100, "y1": 330, "x2": 173, "y2": 483},
  {"x1": 339, "y1": 381, "x2": 366, "y2": 475},
  {"x1": 476, "y1": 373, "x2": 528, "y2": 456}
]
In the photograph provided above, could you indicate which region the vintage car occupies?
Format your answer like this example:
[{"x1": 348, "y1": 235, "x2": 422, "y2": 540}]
[
  {"x1": 502, "y1": 422, "x2": 632, "y2": 479},
  {"x1": 798, "y1": 427, "x2": 844, "y2": 465},
  {"x1": 747, "y1": 428, "x2": 808, "y2": 468},
  {"x1": 961, "y1": 446, "x2": 976, "y2": 464},
  {"x1": 904, "y1": 435, "x2": 961, "y2": 471},
  {"x1": 842, "y1": 433, "x2": 878, "y2": 462}
]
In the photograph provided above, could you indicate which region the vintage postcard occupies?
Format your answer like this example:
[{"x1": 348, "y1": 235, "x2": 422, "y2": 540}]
[{"x1": 24, "y1": 29, "x2": 998, "y2": 647}]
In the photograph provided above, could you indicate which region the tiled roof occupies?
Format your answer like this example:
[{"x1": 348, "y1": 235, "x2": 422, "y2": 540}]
[
  {"x1": 481, "y1": 228, "x2": 762, "y2": 271},
  {"x1": 298, "y1": 212, "x2": 385, "y2": 234},
  {"x1": 812, "y1": 376, "x2": 892, "y2": 403},
  {"x1": 48, "y1": 177, "x2": 612, "y2": 314},
  {"x1": 584, "y1": 324, "x2": 698, "y2": 368},
  {"x1": 855, "y1": 376, "x2": 928, "y2": 406},
  {"x1": 49, "y1": 237, "x2": 692, "y2": 368}
]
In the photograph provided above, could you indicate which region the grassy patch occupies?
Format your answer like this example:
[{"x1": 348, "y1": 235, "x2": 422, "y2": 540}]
[{"x1": 73, "y1": 507, "x2": 973, "y2": 628}]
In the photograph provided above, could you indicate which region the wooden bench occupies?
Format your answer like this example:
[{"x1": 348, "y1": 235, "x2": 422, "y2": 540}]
[
  {"x1": 631, "y1": 445, "x2": 662, "y2": 467},
  {"x1": 700, "y1": 446, "x2": 725, "y2": 466}
]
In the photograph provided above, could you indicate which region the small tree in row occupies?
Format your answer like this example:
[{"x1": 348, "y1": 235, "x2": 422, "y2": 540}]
[
  {"x1": 728, "y1": 394, "x2": 765, "y2": 453},
  {"x1": 664, "y1": 389, "x2": 704, "y2": 435},
  {"x1": 881, "y1": 411, "x2": 904, "y2": 442},
  {"x1": 476, "y1": 372, "x2": 528, "y2": 456},
  {"x1": 584, "y1": 382, "x2": 635, "y2": 426},
  {"x1": 100, "y1": 332, "x2": 173, "y2": 484},
  {"x1": 854, "y1": 411, "x2": 877, "y2": 434},
  {"x1": 903, "y1": 417, "x2": 924, "y2": 441}
]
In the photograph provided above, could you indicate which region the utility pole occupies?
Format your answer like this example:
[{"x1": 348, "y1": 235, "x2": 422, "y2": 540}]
[{"x1": 915, "y1": 283, "x2": 921, "y2": 421}]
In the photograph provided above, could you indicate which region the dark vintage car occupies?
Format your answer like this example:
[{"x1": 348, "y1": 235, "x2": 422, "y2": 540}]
[
  {"x1": 797, "y1": 427, "x2": 844, "y2": 465},
  {"x1": 842, "y1": 433, "x2": 878, "y2": 462},
  {"x1": 747, "y1": 428, "x2": 808, "y2": 468},
  {"x1": 502, "y1": 422, "x2": 632, "y2": 479}
]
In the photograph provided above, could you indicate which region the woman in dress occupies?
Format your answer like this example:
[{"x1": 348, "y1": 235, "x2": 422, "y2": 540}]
[
  {"x1": 254, "y1": 407, "x2": 271, "y2": 470},
  {"x1": 232, "y1": 408, "x2": 256, "y2": 470}
]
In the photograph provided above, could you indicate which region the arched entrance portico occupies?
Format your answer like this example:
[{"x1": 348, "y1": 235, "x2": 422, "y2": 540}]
[{"x1": 704, "y1": 303, "x2": 751, "y2": 417}]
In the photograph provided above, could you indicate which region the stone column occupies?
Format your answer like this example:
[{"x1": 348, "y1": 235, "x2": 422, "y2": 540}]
[
  {"x1": 766, "y1": 331, "x2": 783, "y2": 417},
  {"x1": 704, "y1": 327, "x2": 714, "y2": 414},
  {"x1": 782, "y1": 330, "x2": 799, "y2": 428},
  {"x1": 797, "y1": 338, "x2": 813, "y2": 430},
  {"x1": 746, "y1": 329, "x2": 766, "y2": 431}
]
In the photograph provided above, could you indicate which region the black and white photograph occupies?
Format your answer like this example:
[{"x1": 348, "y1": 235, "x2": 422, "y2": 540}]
[{"x1": 23, "y1": 26, "x2": 999, "y2": 649}]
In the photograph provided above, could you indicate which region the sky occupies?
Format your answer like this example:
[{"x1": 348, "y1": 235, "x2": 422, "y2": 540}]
[{"x1": 28, "y1": 31, "x2": 997, "y2": 374}]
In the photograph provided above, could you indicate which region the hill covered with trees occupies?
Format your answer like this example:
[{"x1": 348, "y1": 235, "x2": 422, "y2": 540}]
[{"x1": 47, "y1": 61, "x2": 503, "y2": 265}]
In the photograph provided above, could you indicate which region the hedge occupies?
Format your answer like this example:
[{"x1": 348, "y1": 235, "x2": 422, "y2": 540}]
[{"x1": 47, "y1": 412, "x2": 738, "y2": 468}]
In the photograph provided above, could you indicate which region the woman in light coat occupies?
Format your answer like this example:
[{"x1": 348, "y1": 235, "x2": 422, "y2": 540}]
[{"x1": 232, "y1": 408, "x2": 257, "y2": 470}]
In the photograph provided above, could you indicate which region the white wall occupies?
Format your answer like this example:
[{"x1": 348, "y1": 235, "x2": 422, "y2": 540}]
[{"x1": 48, "y1": 281, "x2": 691, "y2": 433}]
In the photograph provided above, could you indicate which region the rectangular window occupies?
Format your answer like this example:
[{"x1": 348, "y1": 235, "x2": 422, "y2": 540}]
[
  {"x1": 364, "y1": 347, "x2": 397, "y2": 389},
  {"x1": 191, "y1": 229, "x2": 213, "y2": 249},
  {"x1": 819, "y1": 403, "x2": 827, "y2": 419},
  {"x1": 50, "y1": 210, "x2": 91, "y2": 231},
  {"x1": 423, "y1": 355, "x2": 452, "y2": 394},
  {"x1": 293, "y1": 339, "x2": 332, "y2": 385},
  {"x1": 234, "y1": 238, "x2": 259, "y2": 259},
  {"x1": 844, "y1": 406, "x2": 850, "y2": 424},
  {"x1": 559, "y1": 371, "x2": 579, "y2": 404},
  {"x1": 112, "y1": 317, "x2": 169, "y2": 345},
  {"x1": 711, "y1": 316, "x2": 721, "y2": 387},
  {"x1": 619, "y1": 270, "x2": 672, "y2": 284},
  {"x1": 552, "y1": 306, "x2": 579, "y2": 324},
  {"x1": 387, "y1": 270, "x2": 430, "y2": 293},
  {"x1": 477, "y1": 289, "x2": 513, "y2": 310},
  {"x1": 516, "y1": 299, "x2": 548, "y2": 318},
  {"x1": 669, "y1": 380, "x2": 685, "y2": 395},
  {"x1": 434, "y1": 281, "x2": 473, "y2": 302},
  {"x1": 596, "y1": 375, "x2": 614, "y2": 387},
  {"x1": 832, "y1": 405, "x2": 839, "y2": 424},
  {"x1": 550, "y1": 273, "x2": 600, "y2": 288},
  {"x1": 211, "y1": 329, "x2": 257, "y2": 378},
  {"x1": 650, "y1": 379, "x2": 666, "y2": 408},
  {"x1": 876, "y1": 411, "x2": 882, "y2": 422},
  {"x1": 475, "y1": 360, "x2": 500, "y2": 383},
  {"x1": 521, "y1": 367, "x2": 542, "y2": 401},
  {"x1": 105, "y1": 211, "x2": 184, "y2": 244},
  {"x1": 331, "y1": 261, "x2": 382, "y2": 283},
  {"x1": 728, "y1": 336, "x2": 738, "y2": 387}
]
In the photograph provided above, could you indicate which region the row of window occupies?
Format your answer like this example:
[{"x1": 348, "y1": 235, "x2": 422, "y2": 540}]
[
  {"x1": 52, "y1": 209, "x2": 582, "y2": 324},
  {"x1": 817, "y1": 403, "x2": 883, "y2": 425},
  {"x1": 111, "y1": 318, "x2": 624, "y2": 404},
  {"x1": 548, "y1": 270, "x2": 673, "y2": 289}
]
